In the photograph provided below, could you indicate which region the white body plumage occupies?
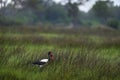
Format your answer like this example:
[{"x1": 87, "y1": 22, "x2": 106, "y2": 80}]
[
  {"x1": 39, "y1": 59, "x2": 48, "y2": 67},
  {"x1": 40, "y1": 59, "x2": 48, "y2": 62}
]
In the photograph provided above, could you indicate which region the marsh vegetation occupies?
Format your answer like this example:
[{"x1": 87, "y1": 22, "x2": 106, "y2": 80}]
[{"x1": 0, "y1": 26, "x2": 120, "y2": 80}]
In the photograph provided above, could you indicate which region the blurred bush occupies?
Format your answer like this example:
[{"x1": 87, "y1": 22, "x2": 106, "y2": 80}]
[{"x1": 107, "y1": 19, "x2": 119, "y2": 29}]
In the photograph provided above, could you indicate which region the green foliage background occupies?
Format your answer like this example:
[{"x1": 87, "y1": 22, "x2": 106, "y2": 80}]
[{"x1": 0, "y1": 0, "x2": 120, "y2": 29}]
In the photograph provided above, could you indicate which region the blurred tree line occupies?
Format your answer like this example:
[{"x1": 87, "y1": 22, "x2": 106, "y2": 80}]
[{"x1": 0, "y1": 0, "x2": 120, "y2": 29}]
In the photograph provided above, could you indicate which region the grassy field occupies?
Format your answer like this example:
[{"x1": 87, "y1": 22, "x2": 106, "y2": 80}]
[{"x1": 0, "y1": 26, "x2": 120, "y2": 80}]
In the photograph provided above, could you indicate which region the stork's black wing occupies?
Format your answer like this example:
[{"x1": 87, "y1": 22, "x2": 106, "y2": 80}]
[{"x1": 33, "y1": 61, "x2": 46, "y2": 65}]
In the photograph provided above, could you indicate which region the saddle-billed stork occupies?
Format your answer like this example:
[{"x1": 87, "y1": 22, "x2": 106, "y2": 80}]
[{"x1": 33, "y1": 51, "x2": 54, "y2": 67}]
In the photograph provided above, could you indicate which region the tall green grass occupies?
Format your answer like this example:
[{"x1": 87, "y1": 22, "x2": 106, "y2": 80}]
[{"x1": 0, "y1": 26, "x2": 120, "y2": 80}]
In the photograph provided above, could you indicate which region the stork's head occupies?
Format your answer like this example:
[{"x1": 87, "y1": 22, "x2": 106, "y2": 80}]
[
  {"x1": 48, "y1": 51, "x2": 52, "y2": 55},
  {"x1": 48, "y1": 51, "x2": 54, "y2": 61}
]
